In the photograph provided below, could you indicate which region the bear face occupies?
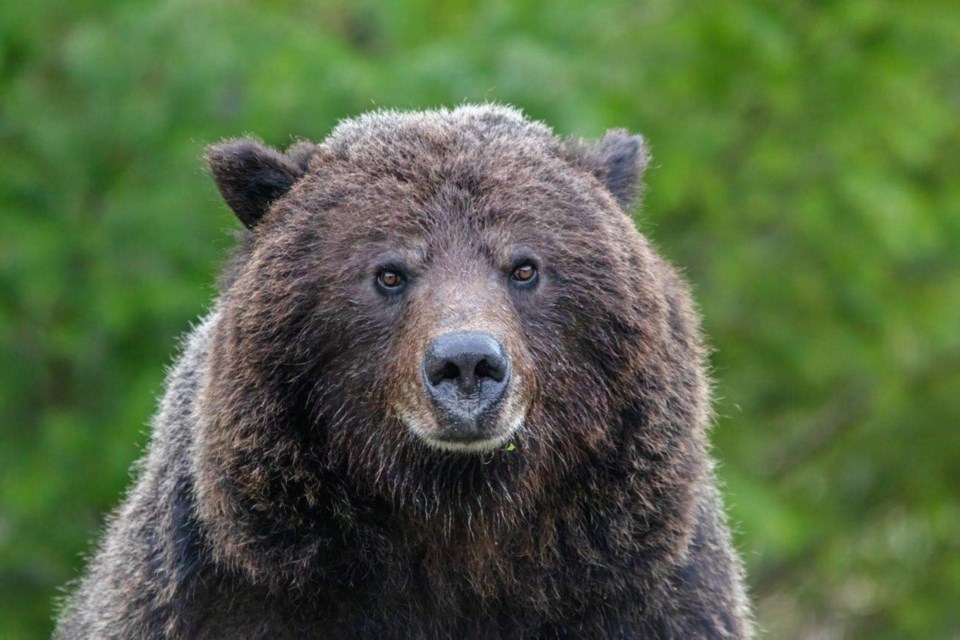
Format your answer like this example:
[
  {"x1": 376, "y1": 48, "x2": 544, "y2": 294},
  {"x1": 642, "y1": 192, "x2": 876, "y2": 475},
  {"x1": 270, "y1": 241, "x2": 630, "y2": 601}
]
[{"x1": 197, "y1": 106, "x2": 707, "y2": 592}]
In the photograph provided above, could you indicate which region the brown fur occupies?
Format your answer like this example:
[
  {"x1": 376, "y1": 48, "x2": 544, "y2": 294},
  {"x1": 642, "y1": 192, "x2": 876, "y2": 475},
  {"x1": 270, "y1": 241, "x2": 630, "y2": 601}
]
[{"x1": 56, "y1": 105, "x2": 752, "y2": 638}]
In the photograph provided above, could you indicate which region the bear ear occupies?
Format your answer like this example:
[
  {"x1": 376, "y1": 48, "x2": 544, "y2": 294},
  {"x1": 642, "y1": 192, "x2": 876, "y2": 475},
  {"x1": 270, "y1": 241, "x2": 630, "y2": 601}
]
[
  {"x1": 566, "y1": 129, "x2": 651, "y2": 211},
  {"x1": 206, "y1": 138, "x2": 316, "y2": 229}
]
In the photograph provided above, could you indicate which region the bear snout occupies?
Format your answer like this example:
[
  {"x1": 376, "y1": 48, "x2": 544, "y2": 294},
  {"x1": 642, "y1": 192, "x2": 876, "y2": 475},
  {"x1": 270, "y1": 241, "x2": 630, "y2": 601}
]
[{"x1": 421, "y1": 331, "x2": 511, "y2": 444}]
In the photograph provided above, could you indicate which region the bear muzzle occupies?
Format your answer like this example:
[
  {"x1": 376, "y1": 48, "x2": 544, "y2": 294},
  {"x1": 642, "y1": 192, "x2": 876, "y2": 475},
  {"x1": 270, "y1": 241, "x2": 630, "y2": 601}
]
[{"x1": 420, "y1": 331, "x2": 514, "y2": 447}]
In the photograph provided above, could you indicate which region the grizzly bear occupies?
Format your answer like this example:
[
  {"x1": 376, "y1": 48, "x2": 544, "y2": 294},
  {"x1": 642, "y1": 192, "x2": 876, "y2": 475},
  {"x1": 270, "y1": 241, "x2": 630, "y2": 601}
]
[{"x1": 55, "y1": 105, "x2": 753, "y2": 638}]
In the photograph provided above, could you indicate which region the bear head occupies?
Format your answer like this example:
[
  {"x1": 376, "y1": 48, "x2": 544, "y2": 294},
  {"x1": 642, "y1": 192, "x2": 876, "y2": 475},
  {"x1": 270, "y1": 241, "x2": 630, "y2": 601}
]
[{"x1": 196, "y1": 106, "x2": 708, "y2": 591}]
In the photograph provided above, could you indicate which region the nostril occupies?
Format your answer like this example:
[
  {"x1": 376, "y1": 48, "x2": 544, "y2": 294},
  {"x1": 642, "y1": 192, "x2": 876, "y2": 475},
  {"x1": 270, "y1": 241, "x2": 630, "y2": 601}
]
[
  {"x1": 441, "y1": 362, "x2": 460, "y2": 381},
  {"x1": 474, "y1": 358, "x2": 505, "y2": 383},
  {"x1": 427, "y1": 360, "x2": 461, "y2": 386}
]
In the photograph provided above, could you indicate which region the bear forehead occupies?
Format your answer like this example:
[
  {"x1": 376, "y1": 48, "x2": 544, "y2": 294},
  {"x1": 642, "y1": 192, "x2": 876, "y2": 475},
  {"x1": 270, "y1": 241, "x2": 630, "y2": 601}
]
[
  {"x1": 289, "y1": 105, "x2": 607, "y2": 231},
  {"x1": 294, "y1": 152, "x2": 608, "y2": 246}
]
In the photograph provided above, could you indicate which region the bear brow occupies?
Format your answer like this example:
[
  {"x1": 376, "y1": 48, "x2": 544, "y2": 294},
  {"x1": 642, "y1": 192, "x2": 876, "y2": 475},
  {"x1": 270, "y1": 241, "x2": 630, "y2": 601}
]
[{"x1": 361, "y1": 239, "x2": 429, "y2": 266}]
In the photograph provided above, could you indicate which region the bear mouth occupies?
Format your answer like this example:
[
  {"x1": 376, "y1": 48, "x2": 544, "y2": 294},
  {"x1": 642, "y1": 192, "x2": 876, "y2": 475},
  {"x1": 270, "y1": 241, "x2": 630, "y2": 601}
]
[{"x1": 399, "y1": 403, "x2": 527, "y2": 454}]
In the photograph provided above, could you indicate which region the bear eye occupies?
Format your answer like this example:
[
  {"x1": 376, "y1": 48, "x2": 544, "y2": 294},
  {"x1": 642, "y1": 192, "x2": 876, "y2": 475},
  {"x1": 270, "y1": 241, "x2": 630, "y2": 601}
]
[
  {"x1": 511, "y1": 262, "x2": 538, "y2": 285},
  {"x1": 376, "y1": 269, "x2": 405, "y2": 291}
]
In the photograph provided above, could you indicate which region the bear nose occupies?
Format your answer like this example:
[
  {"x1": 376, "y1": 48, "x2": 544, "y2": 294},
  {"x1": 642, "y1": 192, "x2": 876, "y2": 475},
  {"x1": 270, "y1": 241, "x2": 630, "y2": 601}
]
[{"x1": 422, "y1": 332, "x2": 510, "y2": 437}]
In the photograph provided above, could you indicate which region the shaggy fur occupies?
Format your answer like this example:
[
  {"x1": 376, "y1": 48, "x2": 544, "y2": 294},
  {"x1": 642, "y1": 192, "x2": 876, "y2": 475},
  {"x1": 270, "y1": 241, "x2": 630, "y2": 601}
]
[{"x1": 56, "y1": 105, "x2": 753, "y2": 638}]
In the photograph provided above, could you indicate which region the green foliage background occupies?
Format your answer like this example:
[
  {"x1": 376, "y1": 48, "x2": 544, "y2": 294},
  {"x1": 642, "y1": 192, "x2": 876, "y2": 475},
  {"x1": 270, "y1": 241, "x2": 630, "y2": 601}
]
[{"x1": 2, "y1": 1, "x2": 958, "y2": 637}]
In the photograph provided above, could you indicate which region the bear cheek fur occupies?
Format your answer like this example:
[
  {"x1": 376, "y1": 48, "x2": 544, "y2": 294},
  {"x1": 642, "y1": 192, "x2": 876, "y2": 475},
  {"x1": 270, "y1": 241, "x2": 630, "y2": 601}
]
[
  {"x1": 192, "y1": 205, "x2": 373, "y2": 589},
  {"x1": 517, "y1": 198, "x2": 708, "y2": 569}
]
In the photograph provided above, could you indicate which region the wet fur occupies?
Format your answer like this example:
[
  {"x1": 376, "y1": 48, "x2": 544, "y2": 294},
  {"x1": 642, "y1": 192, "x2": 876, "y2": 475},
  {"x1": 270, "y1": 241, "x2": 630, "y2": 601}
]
[{"x1": 56, "y1": 106, "x2": 753, "y2": 638}]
